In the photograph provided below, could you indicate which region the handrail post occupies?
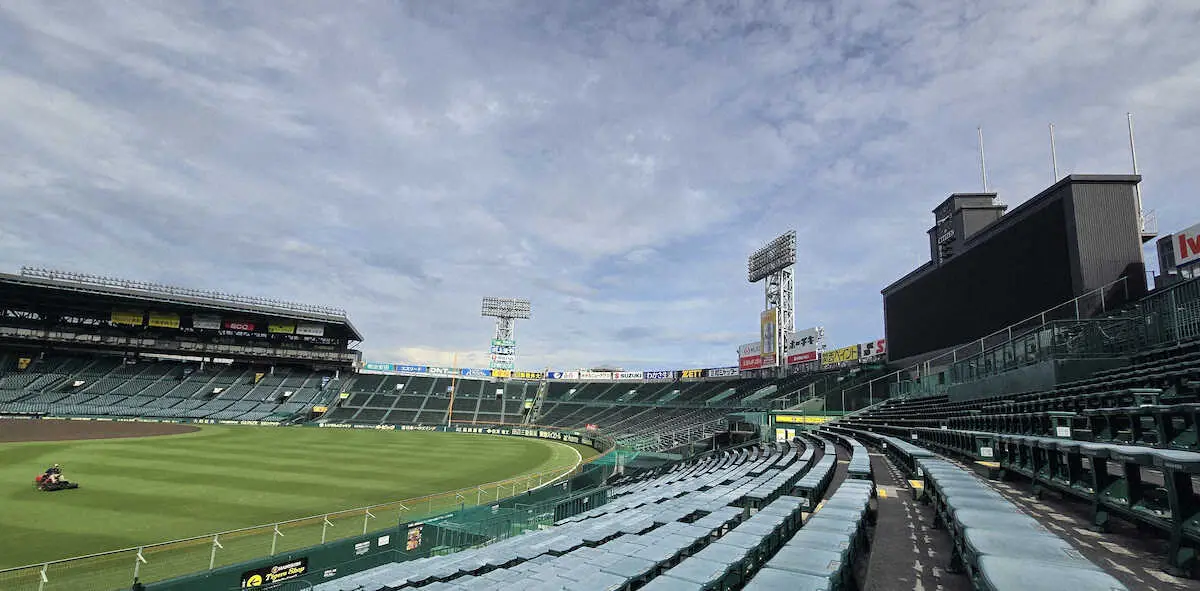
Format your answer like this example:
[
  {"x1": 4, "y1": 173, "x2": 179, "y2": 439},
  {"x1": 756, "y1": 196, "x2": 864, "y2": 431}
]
[
  {"x1": 37, "y1": 563, "x2": 48, "y2": 591},
  {"x1": 321, "y1": 515, "x2": 333, "y2": 545},
  {"x1": 209, "y1": 534, "x2": 223, "y2": 570},
  {"x1": 271, "y1": 524, "x2": 284, "y2": 556},
  {"x1": 133, "y1": 547, "x2": 146, "y2": 580}
]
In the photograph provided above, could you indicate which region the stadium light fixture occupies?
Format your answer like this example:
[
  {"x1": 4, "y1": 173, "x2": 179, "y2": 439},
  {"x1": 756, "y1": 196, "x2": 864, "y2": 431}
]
[
  {"x1": 747, "y1": 230, "x2": 797, "y2": 283},
  {"x1": 481, "y1": 297, "x2": 532, "y2": 319}
]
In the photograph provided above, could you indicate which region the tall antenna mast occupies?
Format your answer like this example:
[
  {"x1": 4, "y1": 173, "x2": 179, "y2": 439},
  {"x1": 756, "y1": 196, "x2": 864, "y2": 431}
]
[
  {"x1": 1049, "y1": 123, "x2": 1059, "y2": 183},
  {"x1": 977, "y1": 126, "x2": 989, "y2": 192},
  {"x1": 1127, "y1": 113, "x2": 1143, "y2": 226}
]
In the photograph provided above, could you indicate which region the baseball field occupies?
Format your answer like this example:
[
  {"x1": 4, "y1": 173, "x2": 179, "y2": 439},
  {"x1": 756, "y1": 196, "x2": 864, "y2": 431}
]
[{"x1": 0, "y1": 419, "x2": 595, "y2": 590}]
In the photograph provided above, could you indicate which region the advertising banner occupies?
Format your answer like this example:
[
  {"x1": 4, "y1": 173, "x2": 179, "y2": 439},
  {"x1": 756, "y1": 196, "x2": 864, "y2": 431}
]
[
  {"x1": 1175, "y1": 221, "x2": 1200, "y2": 266},
  {"x1": 296, "y1": 322, "x2": 325, "y2": 337},
  {"x1": 784, "y1": 326, "x2": 824, "y2": 365},
  {"x1": 363, "y1": 362, "x2": 392, "y2": 372},
  {"x1": 760, "y1": 309, "x2": 778, "y2": 366},
  {"x1": 616, "y1": 371, "x2": 644, "y2": 380},
  {"x1": 547, "y1": 371, "x2": 564, "y2": 380},
  {"x1": 491, "y1": 338, "x2": 516, "y2": 347},
  {"x1": 111, "y1": 310, "x2": 143, "y2": 326},
  {"x1": 17, "y1": 357, "x2": 31, "y2": 370},
  {"x1": 268, "y1": 322, "x2": 296, "y2": 335},
  {"x1": 680, "y1": 369, "x2": 704, "y2": 379},
  {"x1": 224, "y1": 320, "x2": 256, "y2": 332},
  {"x1": 240, "y1": 557, "x2": 308, "y2": 587},
  {"x1": 395, "y1": 365, "x2": 428, "y2": 373},
  {"x1": 148, "y1": 312, "x2": 180, "y2": 329},
  {"x1": 858, "y1": 338, "x2": 888, "y2": 361},
  {"x1": 821, "y1": 345, "x2": 860, "y2": 367},
  {"x1": 428, "y1": 366, "x2": 455, "y2": 376},
  {"x1": 460, "y1": 368, "x2": 491, "y2": 378},
  {"x1": 580, "y1": 371, "x2": 613, "y2": 380},
  {"x1": 705, "y1": 366, "x2": 739, "y2": 378},
  {"x1": 514, "y1": 371, "x2": 544, "y2": 380},
  {"x1": 643, "y1": 370, "x2": 675, "y2": 380},
  {"x1": 490, "y1": 344, "x2": 517, "y2": 355},
  {"x1": 192, "y1": 314, "x2": 221, "y2": 330},
  {"x1": 738, "y1": 341, "x2": 763, "y2": 371},
  {"x1": 561, "y1": 371, "x2": 580, "y2": 380},
  {"x1": 492, "y1": 369, "x2": 512, "y2": 378},
  {"x1": 254, "y1": 373, "x2": 265, "y2": 384}
]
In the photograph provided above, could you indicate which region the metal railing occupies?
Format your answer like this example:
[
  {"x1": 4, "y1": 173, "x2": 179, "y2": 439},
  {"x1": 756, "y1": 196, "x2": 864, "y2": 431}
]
[
  {"x1": 0, "y1": 462, "x2": 590, "y2": 591},
  {"x1": 822, "y1": 275, "x2": 1133, "y2": 408}
]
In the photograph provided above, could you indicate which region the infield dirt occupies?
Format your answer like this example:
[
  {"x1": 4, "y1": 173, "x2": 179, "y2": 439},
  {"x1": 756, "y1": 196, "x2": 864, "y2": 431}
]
[{"x1": 0, "y1": 418, "x2": 199, "y2": 442}]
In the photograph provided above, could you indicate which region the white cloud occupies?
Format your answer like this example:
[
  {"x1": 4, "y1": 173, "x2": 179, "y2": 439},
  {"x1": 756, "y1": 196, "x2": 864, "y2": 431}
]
[{"x1": 0, "y1": 1, "x2": 1197, "y2": 370}]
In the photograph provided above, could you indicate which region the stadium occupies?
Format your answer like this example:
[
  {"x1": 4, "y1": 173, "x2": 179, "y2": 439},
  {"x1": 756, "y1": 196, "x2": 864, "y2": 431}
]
[{"x1": 1, "y1": 167, "x2": 1199, "y2": 591}]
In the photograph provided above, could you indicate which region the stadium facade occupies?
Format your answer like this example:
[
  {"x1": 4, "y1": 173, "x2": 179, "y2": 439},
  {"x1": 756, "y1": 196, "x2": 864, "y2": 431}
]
[{"x1": 883, "y1": 174, "x2": 1149, "y2": 362}]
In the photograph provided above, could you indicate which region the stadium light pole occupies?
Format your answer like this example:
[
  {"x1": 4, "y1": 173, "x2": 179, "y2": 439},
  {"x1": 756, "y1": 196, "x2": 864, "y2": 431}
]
[
  {"x1": 748, "y1": 231, "x2": 797, "y2": 378},
  {"x1": 482, "y1": 297, "x2": 532, "y2": 375}
]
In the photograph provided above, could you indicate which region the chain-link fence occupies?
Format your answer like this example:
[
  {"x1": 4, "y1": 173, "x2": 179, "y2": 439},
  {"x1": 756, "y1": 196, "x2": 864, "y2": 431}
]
[{"x1": 0, "y1": 464, "x2": 581, "y2": 591}]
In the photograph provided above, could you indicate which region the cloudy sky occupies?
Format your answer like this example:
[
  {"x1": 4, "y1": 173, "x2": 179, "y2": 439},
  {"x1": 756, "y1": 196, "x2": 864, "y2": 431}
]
[{"x1": 1, "y1": 1, "x2": 1197, "y2": 371}]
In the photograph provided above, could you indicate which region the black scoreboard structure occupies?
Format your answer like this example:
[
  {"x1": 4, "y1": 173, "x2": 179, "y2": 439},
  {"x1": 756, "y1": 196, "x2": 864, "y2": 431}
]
[{"x1": 883, "y1": 174, "x2": 1150, "y2": 362}]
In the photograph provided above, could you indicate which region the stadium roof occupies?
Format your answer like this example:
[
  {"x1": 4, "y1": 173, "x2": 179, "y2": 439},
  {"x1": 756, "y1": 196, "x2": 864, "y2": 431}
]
[{"x1": 1, "y1": 269, "x2": 363, "y2": 341}]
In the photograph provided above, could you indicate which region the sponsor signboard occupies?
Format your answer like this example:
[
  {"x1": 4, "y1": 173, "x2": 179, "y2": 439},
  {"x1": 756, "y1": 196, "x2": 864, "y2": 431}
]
[
  {"x1": 705, "y1": 367, "x2": 739, "y2": 378},
  {"x1": 363, "y1": 362, "x2": 392, "y2": 372},
  {"x1": 491, "y1": 339, "x2": 516, "y2": 347},
  {"x1": 858, "y1": 338, "x2": 887, "y2": 361},
  {"x1": 580, "y1": 371, "x2": 612, "y2": 380},
  {"x1": 561, "y1": 371, "x2": 580, "y2": 380},
  {"x1": 547, "y1": 371, "x2": 564, "y2": 380},
  {"x1": 224, "y1": 320, "x2": 256, "y2": 332},
  {"x1": 148, "y1": 311, "x2": 180, "y2": 329},
  {"x1": 821, "y1": 344, "x2": 860, "y2": 367},
  {"x1": 617, "y1": 371, "x2": 644, "y2": 380},
  {"x1": 1175, "y1": 221, "x2": 1200, "y2": 266},
  {"x1": 240, "y1": 557, "x2": 308, "y2": 587},
  {"x1": 192, "y1": 314, "x2": 221, "y2": 330},
  {"x1": 783, "y1": 327, "x2": 825, "y2": 365},
  {"x1": 17, "y1": 357, "x2": 32, "y2": 370},
  {"x1": 268, "y1": 322, "x2": 296, "y2": 335},
  {"x1": 296, "y1": 322, "x2": 325, "y2": 337},
  {"x1": 428, "y1": 366, "x2": 455, "y2": 376},
  {"x1": 406, "y1": 524, "x2": 424, "y2": 550},
  {"x1": 111, "y1": 310, "x2": 143, "y2": 326},
  {"x1": 492, "y1": 369, "x2": 512, "y2": 378},
  {"x1": 738, "y1": 341, "x2": 763, "y2": 371},
  {"x1": 775, "y1": 414, "x2": 833, "y2": 424},
  {"x1": 760, "y1": 309, "x2": 778, "y2": 366},
  {"x1": 514, "y1": 371, "x2": 544, "y2": 380},
  {"x1": 490, "y1": 344, "x2": 517, "y2": 355},
  {"x1": 643, "y1": 370, "x2": 674, "y2": 380},
  {"x1": 254, "y1": 373, "x2": 265, "y2": 384},
  {"x1": 680, "y1": 369, "x2": 704, "y2": 379},
  {"x1": 395, "y1": 365, "x2": 428, "y2": 374},
  {"x1": 312, "y1": 405, "x2": 329, "y2": 413},
  {"x1": 460, "y1": 368, "x2": 491, "y2": 378}
]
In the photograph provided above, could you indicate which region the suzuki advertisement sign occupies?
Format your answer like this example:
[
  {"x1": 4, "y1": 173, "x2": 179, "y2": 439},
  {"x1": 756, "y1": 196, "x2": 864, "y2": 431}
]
[
  {"x1": 738, "y1": 341, "x2": 763, "y2": 371},
  {"x1": 783, "y1": 327, "x2": 825, "y2": 365},
  {"x1": 1174, "y1": 221, "x2": 1200, "y2": 267}
]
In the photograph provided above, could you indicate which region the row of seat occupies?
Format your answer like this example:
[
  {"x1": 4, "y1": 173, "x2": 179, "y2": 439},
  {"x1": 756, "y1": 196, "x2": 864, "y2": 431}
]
[
  {"x1": 832, "y1": 426, "x2": 1131, "y2": 590},
  {"x1": 315, "y1": 443, "x2": 789, "y2": 590},
  {"x1": 316, "y1": 433, "x2": 874, "y2": 591},
  {"x1": 916, "y1": 453, "x2": 1130, "y2": 590}
]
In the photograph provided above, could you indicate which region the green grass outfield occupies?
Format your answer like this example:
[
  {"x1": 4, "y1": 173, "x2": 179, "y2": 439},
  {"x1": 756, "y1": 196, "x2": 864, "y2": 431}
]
[{"x1": 0, "y1": 425, "x2": 595, "y2": 575}]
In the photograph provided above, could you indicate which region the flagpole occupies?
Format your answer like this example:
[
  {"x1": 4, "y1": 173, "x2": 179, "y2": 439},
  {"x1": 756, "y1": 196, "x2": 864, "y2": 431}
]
[{"x1": 446, "y1": 352, "x2": 459, "y2": 426}]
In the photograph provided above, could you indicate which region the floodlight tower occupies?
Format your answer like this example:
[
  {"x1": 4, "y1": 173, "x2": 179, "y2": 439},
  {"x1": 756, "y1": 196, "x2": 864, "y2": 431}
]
[
  {"x1": 747, "y1": 230, "x2": 797, "y2": 375},
  {"x1": 481, "y1": 297, "x2": 532, "y2": 372}
]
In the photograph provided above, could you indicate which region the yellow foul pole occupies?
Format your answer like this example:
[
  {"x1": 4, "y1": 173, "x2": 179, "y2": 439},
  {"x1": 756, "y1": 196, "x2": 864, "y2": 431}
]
[{"x1": 446, "y1": 352, "x2": 459, "y2": 426}]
